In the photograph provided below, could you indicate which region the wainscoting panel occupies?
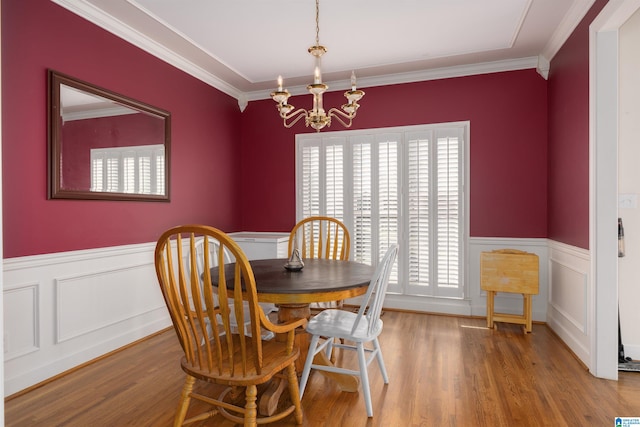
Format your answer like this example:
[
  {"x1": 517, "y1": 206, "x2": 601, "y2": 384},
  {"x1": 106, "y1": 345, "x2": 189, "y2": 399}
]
[
  {"x1": 3, "y1": 243, "x2": 171, "y2": 397},
  {"x1": 546, "y1": 240, "x2": 591, "y2": 366},
  {"x1": 56, "y1": 262, "x2": 164, "y2": 343},
  {"x1": 4, "y1": 282, "x2": 39, "y2": 361},
  {"x1": 549, "y1": 260, "x2": 587, "y2": 333}
]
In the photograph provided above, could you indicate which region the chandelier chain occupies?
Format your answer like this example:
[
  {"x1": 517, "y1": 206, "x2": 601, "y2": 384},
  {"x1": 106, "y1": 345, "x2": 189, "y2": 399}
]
[{"x1": 315, "y1": 0, "x2": 320, "y2": 46}]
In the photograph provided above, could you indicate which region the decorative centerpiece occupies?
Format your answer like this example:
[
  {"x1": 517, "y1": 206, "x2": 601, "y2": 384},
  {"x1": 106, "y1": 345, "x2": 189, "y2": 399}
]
[{"x1": 284, "y1": 248, "x2": 305, "y2": 272}]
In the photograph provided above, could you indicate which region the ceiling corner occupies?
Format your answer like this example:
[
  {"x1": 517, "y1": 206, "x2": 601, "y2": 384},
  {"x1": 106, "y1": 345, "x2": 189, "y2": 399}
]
[{"x1": 541, "y1": 0, "x2": 597, "y2": 62}]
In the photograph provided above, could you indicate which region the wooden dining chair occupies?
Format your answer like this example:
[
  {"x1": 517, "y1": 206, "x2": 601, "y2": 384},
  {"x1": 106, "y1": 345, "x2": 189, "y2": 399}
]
[
  {"x1": 288, "y1": 216, "x2": 351, "y2": 310},
  {"x1": 191, "y1": 236, "x2": 278, "y2": 340},
  {"x1": 155, "y1": 225, "x2": 307, "y2": 427},
  {"x1": 288, "y1": 216, "x2": 350, "y2": 261},
  {"x1": 298, "y1": 244, "x2": 398, "y2": 418}
]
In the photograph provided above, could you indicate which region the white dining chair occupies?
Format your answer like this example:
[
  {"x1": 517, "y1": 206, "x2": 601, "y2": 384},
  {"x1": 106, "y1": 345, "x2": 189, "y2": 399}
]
[
  {"x1": 298, "y1": 244, "x2": 399, "y2": 417},
  {"x1": 192, "y1": 236, "x2": 278, "y2": 340}
]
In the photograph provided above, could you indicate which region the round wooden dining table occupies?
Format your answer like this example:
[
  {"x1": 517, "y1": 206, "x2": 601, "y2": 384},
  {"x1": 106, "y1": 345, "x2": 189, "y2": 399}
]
[
  {"x1": 217, "y1": 258, "x2": 374, "y2": 357},
  {"x1": 247, "y1": 257, "x2": 374, "y2": 301},
  {"x1": 214, "y1": 257, "x2": 375, "y2": 415}
]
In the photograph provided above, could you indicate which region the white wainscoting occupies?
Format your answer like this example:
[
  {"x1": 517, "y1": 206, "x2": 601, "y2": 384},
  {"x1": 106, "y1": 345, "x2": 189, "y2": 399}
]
[
  {"x1": 3, "y1": 236, "x2": 593, "y2": 396},
  {"x1": 546, "y1": 240, "x2": 591, "y2": 366},
  {"x1": 3, "y1": 243, "x2": 171, "y2": 397}
]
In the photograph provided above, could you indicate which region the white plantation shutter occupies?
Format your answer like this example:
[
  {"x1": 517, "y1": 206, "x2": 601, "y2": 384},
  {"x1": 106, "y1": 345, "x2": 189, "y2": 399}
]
[
  {"x1": 123, "y1": 153, "x2": 136, "y2": 193},
  {"x1": 297, "y1": 123, "x2": 466, "y2": 299},
  {"x1": 106, "y1": 156, "x2": 120, "y2": 192},
  {"x1": 325, "y1": 139, "x2": 345, "y2": 219},
  {"x1": 156, "y1": 150, "x2": 165, "y2": 195},
  {"x1": 300, "y1": 144, "x2": 321, "y2": 218},
  {"x1": 91, "y1": 152, "x2": 105, "y2": 191},
  {"x1": 352, "y1": 135, "x2": 373, "y2": 265},
  {"x1": 377, "y1": 135, "x2": 400, "y2": 289},
  {"x1": 137, "y1": 154, "x2": 151, "y2": 194},
  {"x1": 404, "y1": 129, "x2": 463, "y2": 297},
  {"x1": 407, "y1": 132, "x2": 431, "y2": 294},
  {"x1": 435, "y1": 129, "x2": 462, "y2": 294}
]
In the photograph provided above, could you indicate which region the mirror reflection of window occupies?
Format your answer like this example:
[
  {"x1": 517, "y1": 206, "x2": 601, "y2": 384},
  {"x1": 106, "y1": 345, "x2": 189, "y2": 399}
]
[
  {"x1": 60, "y1": 86, "x2": 165, "y2": 194},
  {"x1": 90, "y1": 145, "x2": 165, "y2": 194}
]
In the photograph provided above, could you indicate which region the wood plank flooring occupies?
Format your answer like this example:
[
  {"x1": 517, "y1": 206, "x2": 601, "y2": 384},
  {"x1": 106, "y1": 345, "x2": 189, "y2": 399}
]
[{"x1": 6, "y1": 311, "x2": 640, "y2": 426}]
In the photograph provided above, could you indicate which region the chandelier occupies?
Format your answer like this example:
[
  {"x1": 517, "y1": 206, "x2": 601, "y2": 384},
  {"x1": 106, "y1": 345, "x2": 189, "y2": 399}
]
[{"x1": 270, "y1": 0, "x2": 364, "y2": 132}]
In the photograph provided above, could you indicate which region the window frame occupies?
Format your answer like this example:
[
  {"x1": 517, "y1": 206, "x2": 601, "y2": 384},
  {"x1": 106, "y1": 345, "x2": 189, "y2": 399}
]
[{"x1": 295, "y1": 122, "x2": 469, "y2": 299}]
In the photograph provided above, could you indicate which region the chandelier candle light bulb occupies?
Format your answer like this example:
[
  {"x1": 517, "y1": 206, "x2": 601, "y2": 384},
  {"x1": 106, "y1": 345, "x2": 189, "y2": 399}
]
[{"x1": 270, "y1": 0, "x2": 364, "y2": 131}]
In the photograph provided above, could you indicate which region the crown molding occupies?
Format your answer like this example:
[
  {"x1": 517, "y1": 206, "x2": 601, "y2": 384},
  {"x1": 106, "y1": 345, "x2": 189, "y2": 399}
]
[
  {"x1": 51, "y1": 0, "x2": 243, "y2": 101},
  {"x1": 52, "y1": 0, "x2": 582, "y2": 109},
  {"x1": 537, "y1": 55, "x2": 551, "y2": 79},
  {"x1": 541, "y1": 0, "x2": 597, "y2": 62},
  {"x1": 245, "y1": 56, "x2": 541, "y2": 102}
]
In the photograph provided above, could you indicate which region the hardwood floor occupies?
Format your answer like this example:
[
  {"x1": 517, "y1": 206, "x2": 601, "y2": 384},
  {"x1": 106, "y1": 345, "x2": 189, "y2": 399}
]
[{"x1": 6, "y1": 311, "x2": 640, "y2": 426}]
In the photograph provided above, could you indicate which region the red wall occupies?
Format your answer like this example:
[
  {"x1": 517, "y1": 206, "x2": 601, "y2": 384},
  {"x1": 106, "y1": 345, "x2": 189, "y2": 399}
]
[
  {"x1": 239, "y1": 70, "x2": 549, "y2": 238},
  {"x1": 1, "y1": 0, "x2": 242, "y2": 258},
  {"x1": 547, "y1": 0, "x2": 608, "y2": 250},
  {"x1": 3, "y1": 0, "x2": 603, "y2": 258}
]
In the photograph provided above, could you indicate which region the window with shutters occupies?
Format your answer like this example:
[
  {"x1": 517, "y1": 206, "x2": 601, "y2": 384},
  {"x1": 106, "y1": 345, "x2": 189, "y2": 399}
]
[
  {"x1": 296, "y1": 123, "x2": 467, "y2": 298},
  {"x1": 90, "y1": 144, "x2": 165, "y2": 195}
]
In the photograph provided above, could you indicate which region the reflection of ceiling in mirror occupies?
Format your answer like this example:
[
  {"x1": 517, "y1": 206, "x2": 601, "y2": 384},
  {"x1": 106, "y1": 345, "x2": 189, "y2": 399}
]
[{"x1": 61, "y1": 84, "x2": 140, "y2": 121}]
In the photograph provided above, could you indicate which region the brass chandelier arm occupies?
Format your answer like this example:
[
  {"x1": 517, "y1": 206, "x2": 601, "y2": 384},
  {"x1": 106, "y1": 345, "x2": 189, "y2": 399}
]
[
  {"x1": 279, "y1": 108, "x2": 308, "y2": 129},
  {"x1": 327, "y1": 107, "x2": 357, "y2": 128},
  {"x1": 276, "y1": 104, "x2": 360, "y2": 130}
]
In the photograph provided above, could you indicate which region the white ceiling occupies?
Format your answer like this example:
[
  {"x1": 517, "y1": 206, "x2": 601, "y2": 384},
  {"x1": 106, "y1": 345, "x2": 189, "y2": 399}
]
[{"x1": 52, "y1": 0, "x2": 594, "y2": 105}]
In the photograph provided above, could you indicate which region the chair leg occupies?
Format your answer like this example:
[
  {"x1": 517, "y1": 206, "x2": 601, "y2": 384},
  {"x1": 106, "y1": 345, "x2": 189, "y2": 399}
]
[
  {"x1": 299, "y1": 334, "x2": 321, "y2": 399},
  {"x1": 334, "y1": 300, "x2": 345, "y2": 363},
  {"x1": 244, "y1": 384, "x2": 257, "y2": 427},
  {"x1": 286, "y1": 363, "x2": 304, "y2": 425},
  {"x1": 174, "y1": 375, "x2": 195, "y2": 427},
  {"x1": 373, "y1": 338, "x2": 389, "y2": 384},
  {"x1": 356, "y1": 342, "x2": 373, "y2": 417},
  {"x1": 326, "y1": 338, "x2": 334, "y2": 359}
]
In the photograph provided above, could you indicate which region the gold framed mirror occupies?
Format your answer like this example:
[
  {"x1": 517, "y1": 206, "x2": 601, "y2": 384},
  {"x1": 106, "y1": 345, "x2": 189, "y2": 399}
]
[{"x1": 48, "y1": 70, "x2": 171, "y2": 201}]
